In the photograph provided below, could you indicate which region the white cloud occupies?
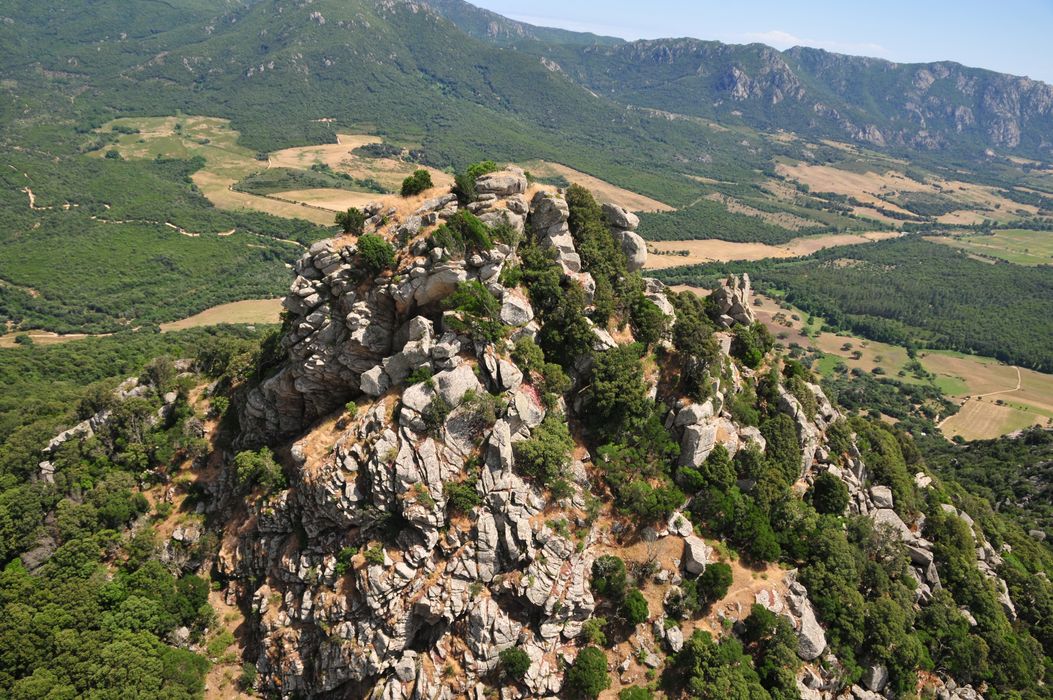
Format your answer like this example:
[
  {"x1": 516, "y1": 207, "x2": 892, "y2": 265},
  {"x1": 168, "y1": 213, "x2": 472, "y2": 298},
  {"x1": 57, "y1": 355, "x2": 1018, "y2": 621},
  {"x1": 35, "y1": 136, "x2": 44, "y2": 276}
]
[{"x1": 740, "y1": 29, "x2": 889, "y2": 57}]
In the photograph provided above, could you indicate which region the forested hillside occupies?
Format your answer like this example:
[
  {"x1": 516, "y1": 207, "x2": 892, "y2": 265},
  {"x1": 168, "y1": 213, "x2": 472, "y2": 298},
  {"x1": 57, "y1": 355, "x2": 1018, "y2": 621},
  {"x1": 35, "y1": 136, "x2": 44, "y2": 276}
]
[{"x1": 0, "y1": 326, "x2": 273, "y2": 697}]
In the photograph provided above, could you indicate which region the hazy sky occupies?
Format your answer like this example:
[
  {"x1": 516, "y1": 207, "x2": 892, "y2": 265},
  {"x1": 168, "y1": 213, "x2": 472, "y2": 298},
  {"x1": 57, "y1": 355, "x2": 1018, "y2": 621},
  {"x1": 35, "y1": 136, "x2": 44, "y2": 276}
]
[{"x1": 471, "y1": 0, "x2": 1053, "y2": 83}]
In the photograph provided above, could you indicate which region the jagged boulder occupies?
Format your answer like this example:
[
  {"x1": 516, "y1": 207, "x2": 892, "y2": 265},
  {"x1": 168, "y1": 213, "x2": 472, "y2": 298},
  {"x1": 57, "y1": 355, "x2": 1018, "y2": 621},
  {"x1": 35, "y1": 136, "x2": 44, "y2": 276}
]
[
  {"x1": 602, "y1": 202, "x2": 641, "y2": 231},
  {"x1": 500, "y1": 294, "x2": 535, "y2": 327},
  {"x1": 785, "y1": 577, "x2": 827, "y2": 661},
  {"x1": 531, "y1": 191, "x2": 582, "y2": 274},
  {"x1": 682, "y1": 535, "x2": 711, "y2": 575},
  {"x1": 613, "y1": 229, "x2": 648, "y2": 272},
  {"x1": 710, "y1": 273, "x2": 755, "y2": 328}
]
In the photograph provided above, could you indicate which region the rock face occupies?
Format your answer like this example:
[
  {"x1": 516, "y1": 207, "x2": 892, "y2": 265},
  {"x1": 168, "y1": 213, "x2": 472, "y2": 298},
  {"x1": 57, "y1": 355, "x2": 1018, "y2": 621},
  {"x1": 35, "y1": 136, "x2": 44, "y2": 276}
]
[
  {"x1": 682, "y1": 535, "x2": 711, "y2": 575},
  {"x1": 221, "y1": 178, "x2": 616, "y2": 698},
  {"x1": 238, "y1": 181, "x2": 586, "y2": 446},
  {"x1": 710, "y1": 273, "x2": 755, "y2": 328}
]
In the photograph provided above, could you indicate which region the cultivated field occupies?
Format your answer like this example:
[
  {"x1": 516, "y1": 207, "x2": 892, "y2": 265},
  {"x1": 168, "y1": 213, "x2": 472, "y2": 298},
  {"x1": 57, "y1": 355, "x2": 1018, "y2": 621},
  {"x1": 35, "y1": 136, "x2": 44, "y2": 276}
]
[
  {"x1": 928, "y1": 229, "x2": 1053, "y2": 266},
  {"x1": 101, "y1": 116, "x2": 337, "y2": 224},
  {"x1": 702, "y1": 192, "x2": 820, "y2": 230},
  {"x1": 923, "y1": 351, "x2": 1053, "y2": 439},
  {"x1": 159, "y1": 298, "x2": 283, "y2": 331},
  {"x1": 644, "y1": 231, "x2": 901, "y2": 269},
  {"x1": 676, "y1": 288, "x2": 1053, "y2": 441},
  {"x1": 518, "y1": 159, "x2": 673, "y2": 212},
  {"x1": 100, "y1": 118, "x2": 455, "y2": 225},
  {"x1": 776, "y1": 161, "x2": 1039, "y2": 227}
]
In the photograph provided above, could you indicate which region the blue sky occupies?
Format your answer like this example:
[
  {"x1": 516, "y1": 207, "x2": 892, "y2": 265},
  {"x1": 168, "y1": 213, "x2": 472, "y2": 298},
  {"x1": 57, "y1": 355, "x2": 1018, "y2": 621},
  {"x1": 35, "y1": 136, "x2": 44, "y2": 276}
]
[{"x1": 471, "y1": 0, "x2": 1053, "y2": 83}]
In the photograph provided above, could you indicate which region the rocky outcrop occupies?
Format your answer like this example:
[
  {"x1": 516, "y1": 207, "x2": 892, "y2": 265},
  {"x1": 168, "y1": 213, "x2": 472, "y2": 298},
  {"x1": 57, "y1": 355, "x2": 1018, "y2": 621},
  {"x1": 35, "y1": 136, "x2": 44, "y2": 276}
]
[
  {"x1": 239, "y1": 180, "x2": 580, "y2": 446},
  {"x1": 710, "y1": 274, "x2": 755, "y2": 328},
  {"x1": 785, "y1": 575, "x2": 827, "y2": 661},
  {"x1": 218, "y1": 165, "x2": 987, "y2": 700},
  {"x1": 682, "y1": 535, "x2": 711, "y2": 575},
  {"x1": 222, "y1": 178, "x2": 618, "y2": 697},
  {"x1": 475, "y1": 166, "x2": 528, "y2": 197},
  {"x1": 602, "y1": 202, "x2": 647, "y2": 272}
]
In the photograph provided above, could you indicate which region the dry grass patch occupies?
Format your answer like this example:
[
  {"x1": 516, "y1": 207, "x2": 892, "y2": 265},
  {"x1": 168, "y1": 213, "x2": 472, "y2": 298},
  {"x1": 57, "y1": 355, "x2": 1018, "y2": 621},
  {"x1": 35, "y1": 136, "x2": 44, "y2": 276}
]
[
  {"x1": 267, "y1": 133, "x2": 382, "y2": 170},
  {"x1": 940, "y1": 399, "x2": 1045, "y2": 441}
]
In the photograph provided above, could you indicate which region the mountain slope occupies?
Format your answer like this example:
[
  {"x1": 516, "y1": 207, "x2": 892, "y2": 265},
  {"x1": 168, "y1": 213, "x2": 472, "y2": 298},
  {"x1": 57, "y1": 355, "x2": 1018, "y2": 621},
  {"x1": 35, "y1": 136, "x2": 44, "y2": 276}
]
[
  {"x1": 545, "y1": 38, "x2": 1053, "y2": 157},
  {"x1": 423, "y1": 0, "x2": 623, "y2": 46}
]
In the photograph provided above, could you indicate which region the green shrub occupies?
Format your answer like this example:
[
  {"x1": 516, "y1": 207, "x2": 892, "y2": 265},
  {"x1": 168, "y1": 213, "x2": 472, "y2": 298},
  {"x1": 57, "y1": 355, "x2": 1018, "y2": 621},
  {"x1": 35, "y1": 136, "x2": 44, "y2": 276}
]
[
  {"x1": 453, "y1": 171, "x2": 477, "y2": 205},
  {"x1": 400, "y1": 169, "x2": 433, "y2": 196},
  {"x1": 512, "y1": 337, "x2": 546, "y2": 374},
  {"x1": 629, "y1": 294, "x2": 668, "y2": 347},
  {"x1": 731, "y1": 322, "x2": 775, "y2": 369},
  {"x1": 622, "y1": 588, "x2": 649, "y2": 625},
  {"x1": 357, "y1": 234, "x2": 396, "y2": 273},
  {"x1": 591, "y1": 555, "x2": 627, "y2": 600},
  {"x1": 239, "y1": 662, "x2": 258, "y2": 690},
  {"x1": 206, "y1": 629, "x2": 235, "y2": 658},
  {"x1": 513, "y1": 414, "x2": 574, "y2": 486},
  {"x1": 444, "y1": 281, "x2": 504, "y2": 343},
  {"x1": 498, "y1": 647, "x2": 531, "y2": 680},
  {"x1": 619, "y1": 687, "x2": 654, "y2": 700},
  {"x1": 209, "y1": 395, "x2": 229, "y2": 419},
  {"x1": 564, "y1": 646, "x2": 611, "y2": 699},
  {"x1": 364, "y1": 545, "x2": 385, "y2": 566},
  {"x1": 696, "y1": 562, "x2": 733, "y2": 607},
  {"x1": 809, "y1": 472, "x2": 850, "y2": 515},
  {"x1": 334, "y1": 546, "x2": 359, "y2": 576},
  {"x1": 582, "y1": 617, "x2": 608, "y2": 646},
  {"x1": 234, "y1": 448, "x2": 285, "y2": 492},
  {"x1": 466, "y1": 160, "x2": 499, "y2": 180},
  {"x1": 444, "y1": 481, "x2": 481, "y2": 515},
  {"x1": 406, "y1": 366, "x2": 434, "y2": 385},
  {"x1": 421, "y1": 395, "x2": 453, "y2": 437},
  {"x1": 335, "y1": 207, "x2": 366, "y2": 235}
]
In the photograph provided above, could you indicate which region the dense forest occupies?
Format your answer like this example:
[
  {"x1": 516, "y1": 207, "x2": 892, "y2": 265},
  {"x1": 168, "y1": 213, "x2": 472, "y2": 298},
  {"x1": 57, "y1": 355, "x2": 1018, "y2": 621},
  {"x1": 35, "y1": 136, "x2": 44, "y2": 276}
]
[
  {"x1": 655, "y1": 238, "x2": 1053, "y2": 372},
  {"x1": 0, "y1": 325, "x2": 272, "y2": 697}
]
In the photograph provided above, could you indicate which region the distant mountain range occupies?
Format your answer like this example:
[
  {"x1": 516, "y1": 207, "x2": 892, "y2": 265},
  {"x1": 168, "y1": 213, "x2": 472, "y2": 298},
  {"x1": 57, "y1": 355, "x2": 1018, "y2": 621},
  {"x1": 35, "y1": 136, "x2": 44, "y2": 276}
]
[
  {"x1": 425, "y1": 0, "x2": 1053, "y2": 157},
  {"x1": 2, "y1": 0, "x2": 1052, "y2": 172}
]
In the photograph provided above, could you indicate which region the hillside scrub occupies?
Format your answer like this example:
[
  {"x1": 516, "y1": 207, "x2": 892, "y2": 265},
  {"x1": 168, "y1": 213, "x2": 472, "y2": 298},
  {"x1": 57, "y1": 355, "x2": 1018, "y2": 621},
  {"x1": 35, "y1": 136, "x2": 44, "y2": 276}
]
[{"x1": 401, "y1": 169, "x2": 433, "y2": 196}]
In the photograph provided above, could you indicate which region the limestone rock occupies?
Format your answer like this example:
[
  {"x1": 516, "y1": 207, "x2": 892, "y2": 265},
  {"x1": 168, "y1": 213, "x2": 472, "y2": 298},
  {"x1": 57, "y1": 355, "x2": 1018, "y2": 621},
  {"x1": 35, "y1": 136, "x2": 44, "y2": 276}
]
[
  {"x1": 863, "y1": 664, "x2": 889, "y2": 693},
  {"x1": 500, "y1": 294, "x2": 535, "y2": 327},
  {"x1": 613, "y1": 229, "x2": 648, "y2": 272},
  {"x1": 869, "y1": 485, "x2": 894, "y2": 509},
  {"x1": 710, "y1": 274, "x2": 755, "y2": 328},
  {"x1": 602, "y1": 202, "x2": 640, "y2": 231},
  {"x1": 680, "y1": 422, "x2": 718, "y2": 467},
  {"x1": 475, "y1": 167, "x2": 527, "y2": 197},
  {"x1": 682, "y1": 535, "x2": 711, "y2": 575}
]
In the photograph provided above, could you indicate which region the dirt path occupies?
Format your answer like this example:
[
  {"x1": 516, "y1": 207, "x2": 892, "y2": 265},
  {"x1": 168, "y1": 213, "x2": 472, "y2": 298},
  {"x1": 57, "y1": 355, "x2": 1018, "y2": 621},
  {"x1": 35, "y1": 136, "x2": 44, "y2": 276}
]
[{"x1": 976, "y1": 366, "x2": 1023, "y2": 399}]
